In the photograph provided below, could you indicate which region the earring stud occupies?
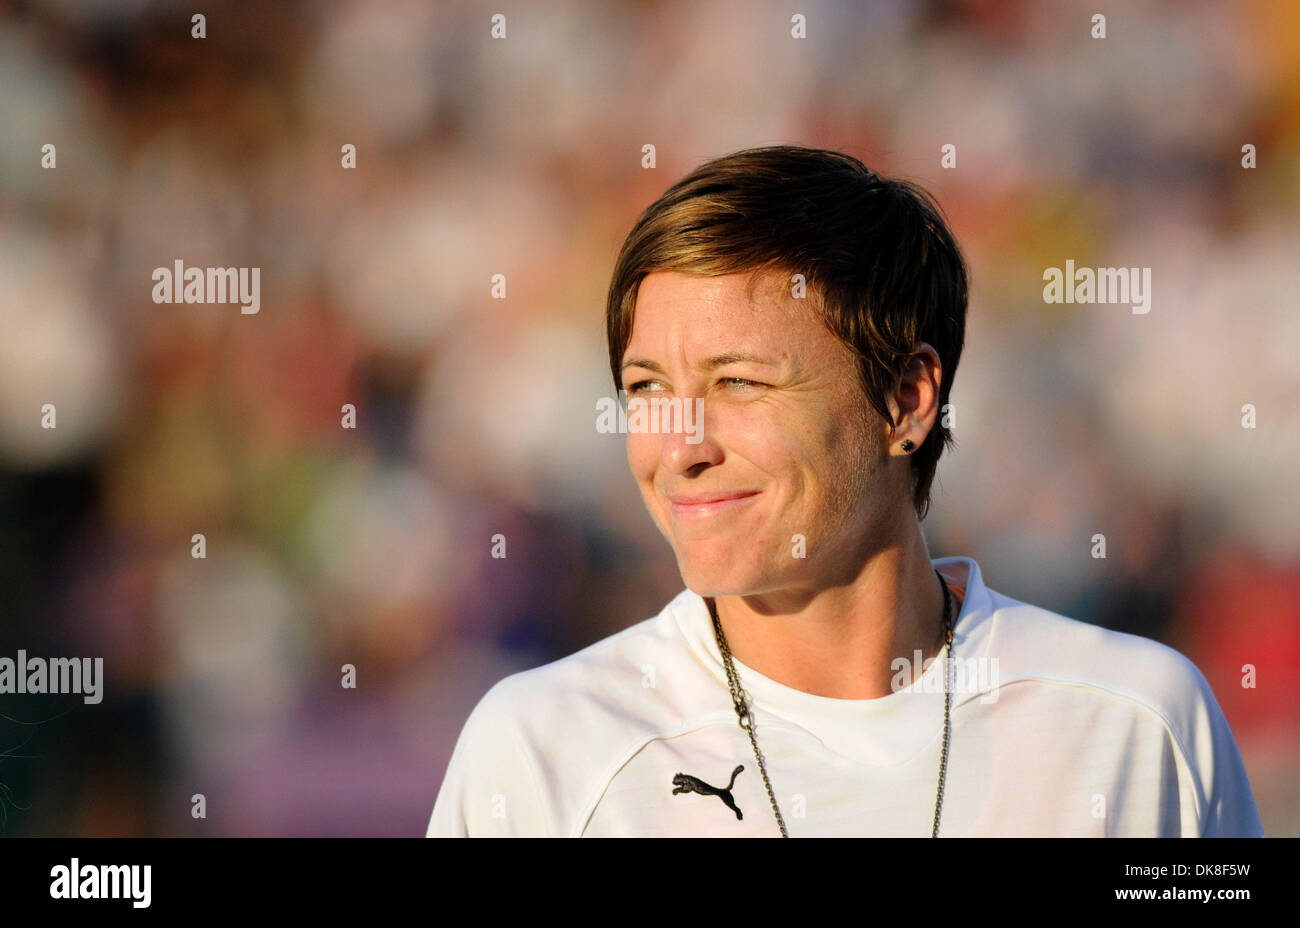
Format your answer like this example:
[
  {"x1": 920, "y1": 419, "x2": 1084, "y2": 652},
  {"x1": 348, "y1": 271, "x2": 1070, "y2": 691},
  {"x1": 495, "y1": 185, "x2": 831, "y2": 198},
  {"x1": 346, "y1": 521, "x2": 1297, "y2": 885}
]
[{"x1": 901, "y1": 439, "x2": 915, "y2": 452}]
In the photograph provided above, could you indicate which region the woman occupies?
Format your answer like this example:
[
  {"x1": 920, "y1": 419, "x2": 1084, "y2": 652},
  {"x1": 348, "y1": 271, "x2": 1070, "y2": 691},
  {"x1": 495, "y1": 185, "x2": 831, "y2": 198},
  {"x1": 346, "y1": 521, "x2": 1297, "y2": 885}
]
[{"x1": 428, "y1": 146, "x2": 1263, "y2": 837}]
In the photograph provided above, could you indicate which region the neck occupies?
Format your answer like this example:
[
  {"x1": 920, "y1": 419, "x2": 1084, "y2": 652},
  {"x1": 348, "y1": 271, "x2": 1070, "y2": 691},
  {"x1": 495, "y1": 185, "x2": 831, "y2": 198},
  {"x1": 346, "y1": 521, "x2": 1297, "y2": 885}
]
[{"x1": 709, "y1": 519, "x2": 961, "y2": 700}]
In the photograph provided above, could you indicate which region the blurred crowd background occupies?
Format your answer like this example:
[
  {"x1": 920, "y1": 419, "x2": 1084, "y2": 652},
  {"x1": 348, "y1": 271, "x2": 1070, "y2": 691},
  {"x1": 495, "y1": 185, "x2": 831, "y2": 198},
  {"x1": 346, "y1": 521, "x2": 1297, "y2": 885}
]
[{"x1": 1, "y1": 0, "x2": 1297, "y2": 837}]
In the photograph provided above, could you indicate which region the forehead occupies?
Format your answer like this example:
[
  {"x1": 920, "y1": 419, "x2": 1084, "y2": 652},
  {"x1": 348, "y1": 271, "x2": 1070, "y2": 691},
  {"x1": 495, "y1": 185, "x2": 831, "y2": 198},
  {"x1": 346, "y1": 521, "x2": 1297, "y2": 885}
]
[{"x1": 627, "y1": 269, "x2": 825, "y2": 357}]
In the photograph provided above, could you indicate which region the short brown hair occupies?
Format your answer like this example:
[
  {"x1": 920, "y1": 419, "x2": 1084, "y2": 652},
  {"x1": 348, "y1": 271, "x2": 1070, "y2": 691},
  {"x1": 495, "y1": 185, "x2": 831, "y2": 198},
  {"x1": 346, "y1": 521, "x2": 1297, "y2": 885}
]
[{"x1": 605, "y1": 145, "x2": 968, "y2": 521}]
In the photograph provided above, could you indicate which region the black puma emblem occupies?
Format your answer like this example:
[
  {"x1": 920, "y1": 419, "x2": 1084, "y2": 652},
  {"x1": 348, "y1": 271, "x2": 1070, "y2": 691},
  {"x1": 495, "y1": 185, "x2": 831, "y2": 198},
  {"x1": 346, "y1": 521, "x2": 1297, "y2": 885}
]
[{"x1": 671, "y1": 764, "x2": 745, "y2": 820}]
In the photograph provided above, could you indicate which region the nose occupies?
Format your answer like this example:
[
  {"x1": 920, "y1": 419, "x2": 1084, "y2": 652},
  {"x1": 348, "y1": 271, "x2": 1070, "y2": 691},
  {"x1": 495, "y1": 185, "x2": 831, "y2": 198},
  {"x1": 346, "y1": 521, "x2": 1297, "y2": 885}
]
[{"x1": 658, "y1": 395, "x2": 722, "y2": 475}]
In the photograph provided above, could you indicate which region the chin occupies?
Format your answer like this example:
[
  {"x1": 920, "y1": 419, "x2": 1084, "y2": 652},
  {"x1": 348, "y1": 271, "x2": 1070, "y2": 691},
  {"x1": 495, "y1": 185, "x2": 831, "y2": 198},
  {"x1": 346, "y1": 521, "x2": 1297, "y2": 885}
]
[{"x1": 674, "y1": 555, "x2": 768, "y2": 599}]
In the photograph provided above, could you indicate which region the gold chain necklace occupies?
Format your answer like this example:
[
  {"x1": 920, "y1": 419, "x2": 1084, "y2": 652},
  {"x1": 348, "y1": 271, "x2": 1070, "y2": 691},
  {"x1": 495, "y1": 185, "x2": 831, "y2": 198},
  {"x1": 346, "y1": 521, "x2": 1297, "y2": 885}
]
[{"x1": 706, "y1": 568, "x2": 957, "y2": 837}]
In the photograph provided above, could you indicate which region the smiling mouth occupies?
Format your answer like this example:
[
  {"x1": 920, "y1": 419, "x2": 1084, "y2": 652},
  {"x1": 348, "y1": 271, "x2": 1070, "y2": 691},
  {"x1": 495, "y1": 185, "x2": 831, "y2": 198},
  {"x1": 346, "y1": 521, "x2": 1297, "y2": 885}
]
[{"x1": 666, "y1": 491, "x2": 760, "y2": 520}]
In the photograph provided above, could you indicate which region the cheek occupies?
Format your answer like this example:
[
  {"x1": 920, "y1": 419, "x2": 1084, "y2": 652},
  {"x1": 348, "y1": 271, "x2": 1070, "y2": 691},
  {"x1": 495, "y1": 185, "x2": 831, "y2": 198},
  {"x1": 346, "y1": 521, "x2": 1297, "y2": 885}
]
[
  {"x1": 626, "y1": 433, "x2": 660, "y2": 483},
  {"x1": 741, "y1": 418, "x2": 851, "y2": 518},
  {"x1": 725, "y1": 424, "x2": 806, "y2": 511},
  {"x1": 815, "y1": 419, "x2": 878, "y2": 516}
]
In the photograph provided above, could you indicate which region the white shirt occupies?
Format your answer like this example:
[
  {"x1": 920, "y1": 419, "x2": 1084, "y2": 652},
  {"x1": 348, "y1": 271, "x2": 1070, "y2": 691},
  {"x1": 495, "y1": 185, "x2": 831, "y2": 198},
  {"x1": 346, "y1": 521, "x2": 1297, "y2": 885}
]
[{"x1": 427, "y1": 556, "x2": 1265, "y2": 837}]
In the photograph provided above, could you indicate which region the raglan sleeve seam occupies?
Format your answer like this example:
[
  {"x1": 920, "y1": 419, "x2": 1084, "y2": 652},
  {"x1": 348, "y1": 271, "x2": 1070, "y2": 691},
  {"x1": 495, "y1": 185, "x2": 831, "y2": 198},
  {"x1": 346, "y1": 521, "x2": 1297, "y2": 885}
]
[
  {"x1": 1026, "y1": 638, "x2": 1263, "y2": 837},
  {"x1": 1185, "y1": 666, "x2": 1265, "y2": 837},
  {"x1": 427, "y1": 675, "x2": 555, "y2": 837},
  {"x1": 1160, "y1": 712, "x2": 1208, "y2": 837},
  {"x1": 1003, "y1": 674, "x2": 1209, "y2": 832},
  {"x1": 1128, "y1": 657, "x2": 1263, "y2": 838},
  {"x1": 509, "y1": 713, "x2": 558, "y2": 836}
]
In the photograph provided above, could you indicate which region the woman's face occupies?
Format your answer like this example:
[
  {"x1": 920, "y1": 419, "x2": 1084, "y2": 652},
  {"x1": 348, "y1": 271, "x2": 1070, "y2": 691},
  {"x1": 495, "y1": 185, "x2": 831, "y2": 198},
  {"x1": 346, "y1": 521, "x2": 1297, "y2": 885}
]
[{"x1": 621, "y1": 269, "x2": 907, "y2": 597}]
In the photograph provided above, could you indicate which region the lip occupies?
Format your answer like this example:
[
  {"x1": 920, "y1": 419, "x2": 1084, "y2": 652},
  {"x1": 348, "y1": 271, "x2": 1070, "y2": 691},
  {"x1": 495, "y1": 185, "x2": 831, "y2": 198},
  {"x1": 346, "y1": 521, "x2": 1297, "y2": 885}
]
[{"x1": 666, "y1": 490, "x2": 760, "y2": 520}]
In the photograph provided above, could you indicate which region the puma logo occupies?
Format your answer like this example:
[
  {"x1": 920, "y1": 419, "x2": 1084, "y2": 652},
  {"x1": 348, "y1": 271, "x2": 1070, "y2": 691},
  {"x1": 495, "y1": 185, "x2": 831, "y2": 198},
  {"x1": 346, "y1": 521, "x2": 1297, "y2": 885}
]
[{"x1": 671, "y1": 765, "x2": 745, "y2": 820}]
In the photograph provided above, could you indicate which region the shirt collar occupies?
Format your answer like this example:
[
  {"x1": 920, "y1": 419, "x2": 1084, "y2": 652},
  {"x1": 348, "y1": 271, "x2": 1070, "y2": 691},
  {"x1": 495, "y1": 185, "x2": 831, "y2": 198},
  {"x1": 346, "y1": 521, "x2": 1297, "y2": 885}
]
[{"x1": 670, "y1": 556, "x2": 996, "y2": 767}]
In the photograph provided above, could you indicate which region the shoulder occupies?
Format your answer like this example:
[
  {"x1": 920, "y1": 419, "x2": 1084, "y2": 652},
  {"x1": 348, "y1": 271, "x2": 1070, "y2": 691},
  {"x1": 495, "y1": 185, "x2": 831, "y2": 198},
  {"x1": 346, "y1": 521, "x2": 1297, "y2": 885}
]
[
  {"x1": 433, "y1": 590, "x2": 717, "y2": 835},
  {"x1": 982, "y1": 586, "x2": 1213, "y2": 731},
  {"x1": 978, "y1": 584, "x2": 1263, "y2": 836}
]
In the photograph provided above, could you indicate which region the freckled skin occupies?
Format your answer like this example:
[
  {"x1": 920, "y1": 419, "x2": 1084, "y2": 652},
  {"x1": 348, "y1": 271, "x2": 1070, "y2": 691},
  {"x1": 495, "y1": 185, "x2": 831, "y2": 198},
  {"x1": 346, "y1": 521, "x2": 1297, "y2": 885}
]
[{"x1": 622, "y1": 269, "x2": 908, "y2": 603}]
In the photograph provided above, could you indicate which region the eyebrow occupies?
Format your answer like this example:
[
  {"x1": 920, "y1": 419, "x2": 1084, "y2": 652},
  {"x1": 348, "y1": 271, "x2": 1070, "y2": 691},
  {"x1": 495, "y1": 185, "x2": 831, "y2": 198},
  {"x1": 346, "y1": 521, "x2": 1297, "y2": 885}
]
[{"x1": 620, "y1": 353, "x2": 781, "y2": 375}]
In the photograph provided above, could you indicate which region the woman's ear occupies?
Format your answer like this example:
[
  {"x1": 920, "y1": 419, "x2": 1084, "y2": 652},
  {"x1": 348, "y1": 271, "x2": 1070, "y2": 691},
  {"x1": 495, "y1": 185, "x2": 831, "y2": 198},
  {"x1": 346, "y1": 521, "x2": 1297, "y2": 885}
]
[{"x1": 887, "y1": 343, "x2": 943, "y2": 445}]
